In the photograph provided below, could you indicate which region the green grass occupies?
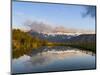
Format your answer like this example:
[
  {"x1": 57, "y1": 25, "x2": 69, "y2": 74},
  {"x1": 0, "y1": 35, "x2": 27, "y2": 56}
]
[{"x1": 46, "y1": 42, "x2": 96, "y2": 53}]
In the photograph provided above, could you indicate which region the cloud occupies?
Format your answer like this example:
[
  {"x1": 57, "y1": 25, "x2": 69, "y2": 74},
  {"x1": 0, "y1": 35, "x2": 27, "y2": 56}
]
[
  {"x1": 23, "y1": 20, "x2": 53, "y2": 32},
  {"x1": 23, "y1": 20, "x2": 94, "y2": 33},
  {"x1": 83, "y1": 6, "x2": 96, "y2": 18}
]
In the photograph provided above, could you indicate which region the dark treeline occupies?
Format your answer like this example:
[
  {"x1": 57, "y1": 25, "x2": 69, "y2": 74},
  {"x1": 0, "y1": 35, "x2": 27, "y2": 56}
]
[
  {"x1": 67, "y1": 34, "x2": 96, "y2": 52},
  {"x1": 12, "y1": 29, "x2": 50, "y2": 58},
  {"x1": 12, "y1": 29, "x2": 48, "y2": 58}
]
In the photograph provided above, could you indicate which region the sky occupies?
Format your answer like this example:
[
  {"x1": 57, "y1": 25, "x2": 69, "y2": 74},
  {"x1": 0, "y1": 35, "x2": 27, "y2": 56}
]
[{"x1": 12, "y1": 1, "x2": 96, "y2": 31}]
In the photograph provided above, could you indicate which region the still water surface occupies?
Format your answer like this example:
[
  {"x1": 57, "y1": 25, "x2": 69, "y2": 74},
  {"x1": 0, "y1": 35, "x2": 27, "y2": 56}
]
[{"x1": 12, "y1": 46, "x2": 96, "y2": 74}]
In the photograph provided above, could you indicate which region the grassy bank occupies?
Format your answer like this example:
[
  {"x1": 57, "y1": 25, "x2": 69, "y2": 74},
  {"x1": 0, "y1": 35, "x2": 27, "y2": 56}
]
[
  {"x1": 46, "y1": 42, "x2": 96, "y2": 53},
  {"x1": 67, "y1": 42, "x2": 96, "y2": 53}
]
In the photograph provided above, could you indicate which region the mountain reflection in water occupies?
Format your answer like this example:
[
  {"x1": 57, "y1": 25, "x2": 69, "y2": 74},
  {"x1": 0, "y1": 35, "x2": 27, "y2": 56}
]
[{"x1": 12, "y1": 46, "x2": 96, "y2": 74}]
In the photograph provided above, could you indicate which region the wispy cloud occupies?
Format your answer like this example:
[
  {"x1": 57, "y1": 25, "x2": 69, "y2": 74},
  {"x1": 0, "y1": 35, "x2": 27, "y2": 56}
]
[
  {"x1": 23, "y1": 20, "x2": 95, "y2": 33},
  {"x1": 83, "y1": 6, "x2": 96, "y2": 18}
]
